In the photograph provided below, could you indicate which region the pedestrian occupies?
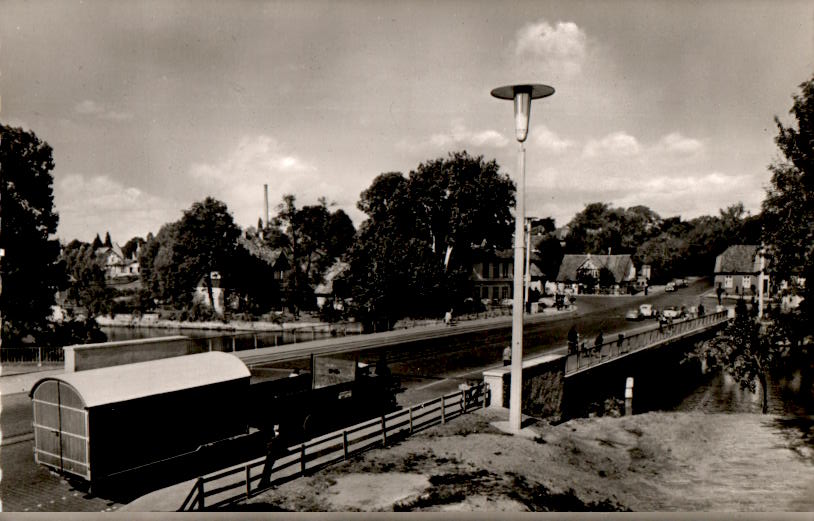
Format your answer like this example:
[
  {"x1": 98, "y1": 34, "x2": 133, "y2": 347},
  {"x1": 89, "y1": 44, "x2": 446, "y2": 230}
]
[
  {"x1": 567, "y1": 325, "x2": 579, "y2": 355},
  {"x1": 594, "y1": 330, "x2": 604, "y2": 348},
  {"x1": 698, "y1": 303, "x2": 705, "y2": 317},
  {"x1": 444, "y1": 309, "x2": 452, "y2": 326},
  {"x1": 502, "y1": 345, "x2": 512, "y2": 366},
  {"x1": 259, "y1": 424, "x2": 283, "y2": 488}
]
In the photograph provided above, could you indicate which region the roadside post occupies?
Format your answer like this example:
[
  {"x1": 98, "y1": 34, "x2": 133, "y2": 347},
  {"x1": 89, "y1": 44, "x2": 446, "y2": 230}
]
[{"x1": 625, "y1": 377, "x2": 634, "y2": 416}]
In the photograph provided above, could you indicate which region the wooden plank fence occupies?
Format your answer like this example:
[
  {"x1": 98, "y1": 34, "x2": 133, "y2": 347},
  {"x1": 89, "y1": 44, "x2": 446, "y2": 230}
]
[{"x1": 178, "y1": 382, "x2": 490, "y2": 511}]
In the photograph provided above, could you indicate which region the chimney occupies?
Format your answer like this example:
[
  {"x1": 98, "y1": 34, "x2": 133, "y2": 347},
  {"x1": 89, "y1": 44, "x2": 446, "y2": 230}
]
[{"x1": 264, "y1": 184, "x2": 269, "y2": 228}]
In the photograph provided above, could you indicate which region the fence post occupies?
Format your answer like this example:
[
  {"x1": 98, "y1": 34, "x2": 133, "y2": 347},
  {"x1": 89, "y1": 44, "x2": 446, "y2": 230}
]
[
  {"x1": 408, "y1": 406, "x2": 413, "y2": 433},
  {"x1": 245, "y1": 464, "x2": 251, "y2": 500},
  {"x1": 196, "y1": 478, "x2": 205, "y2": 510},
  {"x1": 38, "y1": 347, "x2": 42, "y2": 368},
  {"x1": 441, "y1": 397, "x2": 446, "y2": 424},
  {"x1": 381, "y1": 416, "x2": 388, "y2": 446},
  {"x1": 461, "y1": 389, "x2": 467, "y2": 413},
  {"x1": 208, "y1": 339, "x2": 212, "y2": 352},
  {"x1": 342, "y1": 431, "x2": 348, "y2": 460},
  {"x1": 232, "y1": 337, "x2": 236, "y2": 352},
  {"x1": 254, "y1": 334, "x2": 258, "y2": 349},
  {"x1": 300, "y1": 444, "x2": 307, "y2": 474}
]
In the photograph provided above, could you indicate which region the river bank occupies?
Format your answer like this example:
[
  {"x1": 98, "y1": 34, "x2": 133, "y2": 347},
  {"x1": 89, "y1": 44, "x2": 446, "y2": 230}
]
[
  {"x1": 240, "y1": 408, "x2": 814, "y2": 512},
  {"x1": 95, "y1": 313, "x2": 363, "y2": 334}
]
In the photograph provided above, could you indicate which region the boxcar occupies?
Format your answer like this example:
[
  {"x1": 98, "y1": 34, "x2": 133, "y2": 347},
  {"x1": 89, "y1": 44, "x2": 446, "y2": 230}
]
[{"x1": 30, "y1": 351, "x2": 251, "y2": 486}]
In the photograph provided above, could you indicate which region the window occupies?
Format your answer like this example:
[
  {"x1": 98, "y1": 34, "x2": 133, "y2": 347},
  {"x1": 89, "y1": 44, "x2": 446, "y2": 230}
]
[
  {"x1": 742, "y1": 275, "x2": 752, "y2": 289},
  {"x1": 724, "y1": 276, "x2": 733, "y2": 289}
]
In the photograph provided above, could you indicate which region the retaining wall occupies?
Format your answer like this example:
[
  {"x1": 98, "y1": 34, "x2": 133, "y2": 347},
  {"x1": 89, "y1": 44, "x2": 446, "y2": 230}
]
[
  {"x1": 63, "y1": 336, "x2": 195, "y2": 372},
  {"x1": 483, "y1": 353, "x2": 567, "y2": 421}
]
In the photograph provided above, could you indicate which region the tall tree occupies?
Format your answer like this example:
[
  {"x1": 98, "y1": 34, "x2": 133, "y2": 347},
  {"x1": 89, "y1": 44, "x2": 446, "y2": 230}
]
[
  {"x1": 140, "y1": 198, "x2": 241, "y2": 309},
  {"x1": 103, "y1": 231, "x2": 112, "y2": 248},
  {"x1": 345, "y1": 152, "x2": 515, "y2": 329},
  {"x1": 763, "y1": 73, "x2": 814, "y2": 332},
  {"x1": 0, "y1": 124, "x2": 66, "y2": 345}
]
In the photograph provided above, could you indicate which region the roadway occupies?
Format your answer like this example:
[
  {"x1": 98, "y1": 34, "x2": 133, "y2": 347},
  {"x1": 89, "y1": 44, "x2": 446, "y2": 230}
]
[{"x1": 0, "y1": 277, "x2": 712, "y2": 511}]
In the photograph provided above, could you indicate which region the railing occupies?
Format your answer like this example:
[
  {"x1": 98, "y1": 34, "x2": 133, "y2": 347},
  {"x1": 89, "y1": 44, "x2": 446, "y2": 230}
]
[
  {"x1": 0, "y1": 346, "x2": 65, "y2": 365},
  {"x1": 187, "y1": 326, "x2": 361, "y2": 354},
  {"x1": 564, "y1": 311, "x2": 728, "y2": 374},
  {"x1": 178, "y1": 382, "x2": 490, "y2": 511}
]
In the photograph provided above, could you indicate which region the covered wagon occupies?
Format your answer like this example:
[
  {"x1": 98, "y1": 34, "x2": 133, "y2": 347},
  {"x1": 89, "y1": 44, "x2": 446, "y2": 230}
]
[{"x1": 30, "y1": 351, "x2": 252, "y2": 486}]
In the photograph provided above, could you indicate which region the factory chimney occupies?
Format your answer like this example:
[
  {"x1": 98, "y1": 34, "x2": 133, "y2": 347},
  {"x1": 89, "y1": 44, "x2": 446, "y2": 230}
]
[{"x1": 264, "y1": 184, "x2": 269, "y2": 228}]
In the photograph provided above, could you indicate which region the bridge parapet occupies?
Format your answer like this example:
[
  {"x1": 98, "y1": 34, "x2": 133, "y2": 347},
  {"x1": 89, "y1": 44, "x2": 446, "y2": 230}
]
[{"x1": 565, "y1": 311, "x2": 728, "y2": 376}]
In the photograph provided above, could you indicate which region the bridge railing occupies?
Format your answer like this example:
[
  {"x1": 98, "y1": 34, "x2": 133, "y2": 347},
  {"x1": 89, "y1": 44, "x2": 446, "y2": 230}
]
[{"x1": 565, "y1": 311, "x2": 728, "y2": 374}]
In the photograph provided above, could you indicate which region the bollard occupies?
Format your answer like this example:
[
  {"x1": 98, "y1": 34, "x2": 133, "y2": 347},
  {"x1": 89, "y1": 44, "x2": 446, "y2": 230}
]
[
  {"x1": 245, "y1": 465, "x2": 251, "y2": 499},
  {"x1": 342, "y1": 431, "x2": 349, "y2": 459},
  {"x1": 625, "y1": 377, "x2": 634, "y2": 416}
]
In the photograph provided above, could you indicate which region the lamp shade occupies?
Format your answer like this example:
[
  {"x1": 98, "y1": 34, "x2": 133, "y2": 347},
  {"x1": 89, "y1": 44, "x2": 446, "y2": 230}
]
[{"x1": 491, "y1": 84, "x2": 555, "y2": 143}]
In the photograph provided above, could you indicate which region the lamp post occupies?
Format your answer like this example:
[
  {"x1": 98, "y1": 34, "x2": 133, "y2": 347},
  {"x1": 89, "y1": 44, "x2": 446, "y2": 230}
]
[{"x1": 491, "y1": 83, "x2": 554, "y2": 432}]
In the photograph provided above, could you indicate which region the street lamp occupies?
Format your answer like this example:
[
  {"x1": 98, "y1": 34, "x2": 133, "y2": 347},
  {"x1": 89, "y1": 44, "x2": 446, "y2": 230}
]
[{"x1": 491, "y1": 83, "x2": 555, "y2": 432}]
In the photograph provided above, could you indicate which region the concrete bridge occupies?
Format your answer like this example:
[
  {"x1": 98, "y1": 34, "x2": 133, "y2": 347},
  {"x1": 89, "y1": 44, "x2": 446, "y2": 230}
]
[{"x1": 484, "y1": 310, "x2": 730, "y2": 420}]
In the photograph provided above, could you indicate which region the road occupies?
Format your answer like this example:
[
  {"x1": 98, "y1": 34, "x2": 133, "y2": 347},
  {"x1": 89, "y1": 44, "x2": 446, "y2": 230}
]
[{"x1": 0, "y1": 277, "x2": 712, "y2": 511}]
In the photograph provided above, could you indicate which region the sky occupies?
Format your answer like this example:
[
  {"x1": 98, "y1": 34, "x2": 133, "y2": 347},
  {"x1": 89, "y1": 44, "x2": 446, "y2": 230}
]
[{"x1": 2, "y1": 0, "x2": 813, "y2": 243}]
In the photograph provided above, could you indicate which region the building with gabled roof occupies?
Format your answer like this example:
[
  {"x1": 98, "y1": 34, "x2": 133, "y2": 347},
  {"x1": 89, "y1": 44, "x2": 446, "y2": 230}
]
[
  {"x1": 713, "y1": 244, "x2": 768, "y2": 295},
  {"x1": 556, "y1": 253, "x2": 636, "y2": 294}
]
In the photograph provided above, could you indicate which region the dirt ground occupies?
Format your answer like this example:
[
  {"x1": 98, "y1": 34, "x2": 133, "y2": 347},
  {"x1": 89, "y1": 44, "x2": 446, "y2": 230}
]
[{"x1": 241, "y1": 409, "x2": 814, "y2": 512}]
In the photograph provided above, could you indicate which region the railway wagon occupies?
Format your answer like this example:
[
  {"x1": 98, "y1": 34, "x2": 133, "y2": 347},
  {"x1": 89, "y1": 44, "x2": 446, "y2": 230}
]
[{"x1": 29, "y1": 351, "x2": 252, "y2": 487}]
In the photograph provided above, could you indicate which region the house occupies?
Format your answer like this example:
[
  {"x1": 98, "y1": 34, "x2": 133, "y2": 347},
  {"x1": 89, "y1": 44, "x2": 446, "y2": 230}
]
[
  {"x1": 470, "y1": 249, "x2": 544, "y2": 303},
  {"x1": 95, "y1": 243, "x2": 139, "y2": 279},
  {"x1": 314, "y1": 260, "x2": 349, "y2": 310},
  {"x1": 555, "y1": 253, "x2": 636, "y2": 294},
  {"x1": 713, "y1": 245, "x2": 769, "y2": 296},
  {"x1": 193, "y1": 271, "x2": 226, "y2": 315}
]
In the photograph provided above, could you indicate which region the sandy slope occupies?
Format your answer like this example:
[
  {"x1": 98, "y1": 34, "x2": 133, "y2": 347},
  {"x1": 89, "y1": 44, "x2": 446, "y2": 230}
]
[{"x1": 243, "y1": 409, "x2": 814, "y2": 512}]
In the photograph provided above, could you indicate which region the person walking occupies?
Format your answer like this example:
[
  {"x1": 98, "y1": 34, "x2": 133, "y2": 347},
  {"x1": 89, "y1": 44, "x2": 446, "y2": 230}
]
[
  {"x1": 567, "y1": 325, "x2": 579, "y2": 355},
  {"x1": 259, "y1": 424, "x2": 284, "y2": 488},
  {"x1": 502, "y1": 345, "x2": 512, "y2": 366}
]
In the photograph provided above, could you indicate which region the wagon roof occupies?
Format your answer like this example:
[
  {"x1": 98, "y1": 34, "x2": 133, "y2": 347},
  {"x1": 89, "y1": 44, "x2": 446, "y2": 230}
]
[{"x1": 30, "y1": 351, "x2": 250, "y2": 408}]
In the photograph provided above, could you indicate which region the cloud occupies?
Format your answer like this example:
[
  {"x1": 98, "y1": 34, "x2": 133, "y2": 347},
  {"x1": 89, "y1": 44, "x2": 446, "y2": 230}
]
[
  {"x1": 583, "y1": 131, "x2": 642, "y2": 158},
  {"x1": 531, "y1": 125, "x2": 574, "y2": 154},
  {"x1": 515, "y1": 20, "x2": 587, "y2": 76},
  {"x1": 520, "y1": 129, "x2": 759, "y2": 225},
  {"x1": 188, "y1": 135, "x2": 347, "y2": 227},
  {"x1": 73, "y1": 99, "x2": 133, "y2": 121},
  {"x1": 655, "y1": 132, "x2": 704, "y2": 155},
  {"x1": 400, "y1": 122, "x2": 509, "y2": 152},
  {"x1": 55, "y1": 174, "x2": 178, "y2": 242}
]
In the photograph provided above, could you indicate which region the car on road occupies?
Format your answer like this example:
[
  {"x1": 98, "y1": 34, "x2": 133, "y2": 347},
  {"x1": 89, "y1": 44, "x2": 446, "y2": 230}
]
[
  {"x1": 639, "y1": 304, "x2": 654, "y2": 318},
  {"x1": 625, "y1": 308, "x2": 642, "y2": 320},
  {"x1": 665, "y1": 281, "x2": 676, "y2": 292},
  {"x1": 662, "y1": 306, "x2": 681, "y2": 319}
]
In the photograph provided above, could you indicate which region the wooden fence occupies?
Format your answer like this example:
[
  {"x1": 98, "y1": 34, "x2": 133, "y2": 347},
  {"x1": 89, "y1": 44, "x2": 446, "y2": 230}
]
[
  {"x1": 564, "y1": 311, "x2": 729, "y2": 374},
  {"x1": 178, "y1": 382, "x2": 490, "y2": 511}
]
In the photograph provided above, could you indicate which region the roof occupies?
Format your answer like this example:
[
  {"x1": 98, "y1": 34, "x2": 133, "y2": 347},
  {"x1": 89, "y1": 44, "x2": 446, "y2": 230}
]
[
  {"x1": 714, "y1": 245, "x2": 762, "y2": 274},
  {"x1": 556, "y1": 254, "x2": 635, "y2": 283},
  {"x1": 30, "y1": 352, "x2": 250, "y2": 408},
  {"x1": 314, "y1": 260, "x2": 350, "y2": 294}
]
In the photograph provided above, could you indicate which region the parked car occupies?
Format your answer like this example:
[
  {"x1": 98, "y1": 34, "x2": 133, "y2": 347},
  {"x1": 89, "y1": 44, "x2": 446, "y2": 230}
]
[
  {"x1": 499, "y1": 298, "x2": 514, "y2": 307},
  {"x1": 625, "y1": 308, "x2": 641, "y2": 320},
  {"x1": 676, "y1": 278, "x2": 689, "y2": 288},
  {"x1": 639, "y1": 304, "x2": 654, "y2": 318},
  {"x1": 665, "y1": 281, "x2": 676, "y2": 292}
]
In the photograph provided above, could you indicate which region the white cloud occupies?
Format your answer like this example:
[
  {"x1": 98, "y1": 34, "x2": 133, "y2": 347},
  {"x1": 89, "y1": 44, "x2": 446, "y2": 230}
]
[
  {"x1": 655, "y1": 132, "x2": 704, "y2": 155},
  {"x1": 531, "y1": 125, "x2": 574, "y2": 154},
  {"x1": 74, "y1": 99, "x2": 133, "y2": 121},
  {"x1": 188, "y1": 135, "x2": 347, "y2": 227},
  {"x1": 515, "y1": 20, "x2": 587, "y2": 76},
  {"x1": 583, "y1": 131, "x2": 642, "y2": 158},
  {"x1": 402, "y1": 122, "x2": 509, "y2": 152},
  {"x1": 55, "y1": 174, "x2": 178, "y2": 242}
]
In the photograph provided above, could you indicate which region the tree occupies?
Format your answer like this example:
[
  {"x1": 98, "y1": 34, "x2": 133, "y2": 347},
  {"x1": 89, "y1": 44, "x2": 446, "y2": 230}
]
[
  {"x1": 140, "y1": 198, "x2": 241, "y2": 309},
  {"x1": 692, "y1": 299, "x2": 778, "y2": 413},
  {"x1": 103, "y1": 231, "x2": 112, "y2": 248},
  {"x1": 91, "y1": 233, "x2": 103, "y2": 250},
  {"x1": 1, "y1": 124, "x2": 66, "y2": 345},
  {"x1": 62, "y1": 242, "x2": 113, "y2": 317},
  {"x1": 762, "y1": 73, "x2": 814, "y2": 336},
  {"x1": 345, "y1": 152, "x2": 515, "y2": 328}
]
